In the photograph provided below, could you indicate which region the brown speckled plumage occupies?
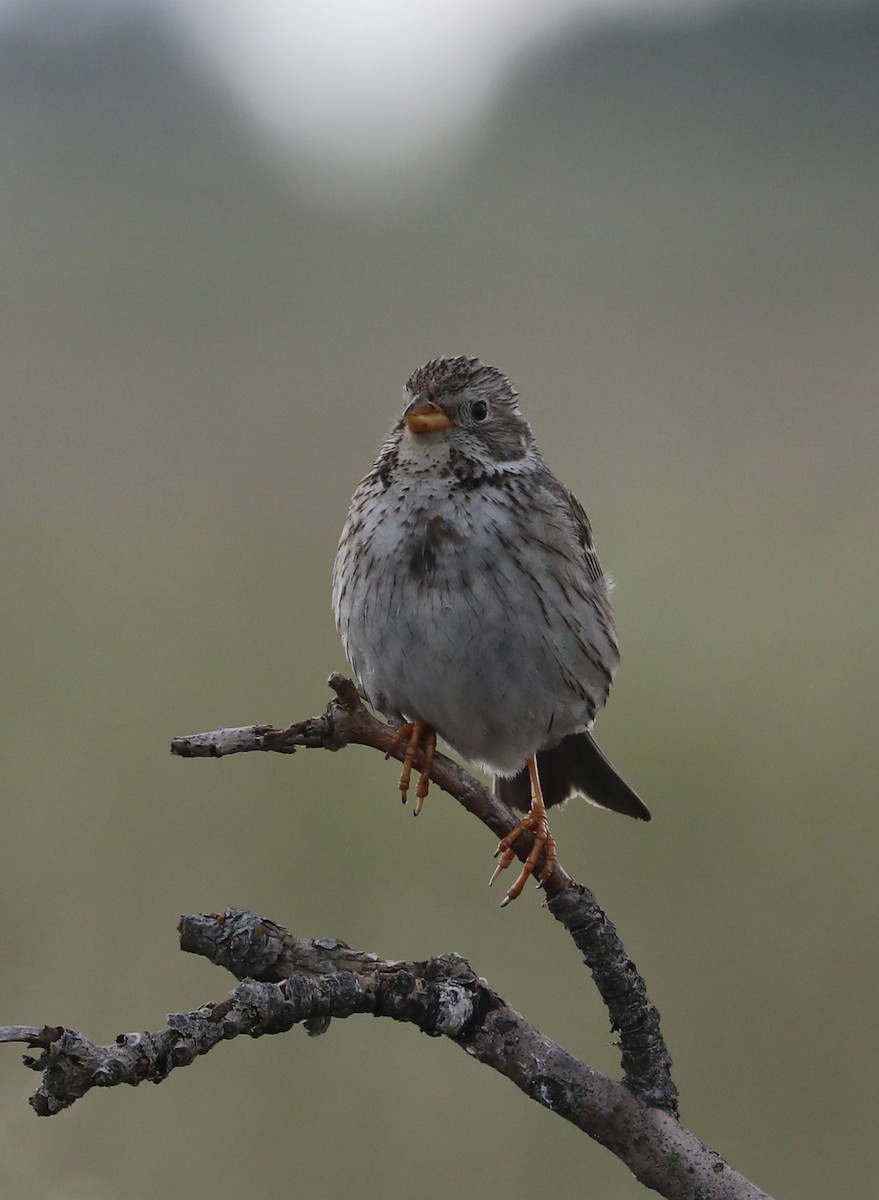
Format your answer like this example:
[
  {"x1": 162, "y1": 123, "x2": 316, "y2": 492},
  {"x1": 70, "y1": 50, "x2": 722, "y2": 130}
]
[{"x1": 332, "y1": 356, "x2": 649, "y2": 896}]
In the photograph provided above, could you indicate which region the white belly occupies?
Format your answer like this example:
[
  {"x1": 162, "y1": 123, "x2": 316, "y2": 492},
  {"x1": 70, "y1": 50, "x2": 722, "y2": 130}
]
[{"x1": 333, "y1": 472, "x2": 617, "y2": 774}]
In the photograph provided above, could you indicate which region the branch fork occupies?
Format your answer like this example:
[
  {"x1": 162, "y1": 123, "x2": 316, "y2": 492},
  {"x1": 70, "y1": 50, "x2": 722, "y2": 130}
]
[{"x1": 0, "y1": 677, "x2": 775, "y2": 1200}]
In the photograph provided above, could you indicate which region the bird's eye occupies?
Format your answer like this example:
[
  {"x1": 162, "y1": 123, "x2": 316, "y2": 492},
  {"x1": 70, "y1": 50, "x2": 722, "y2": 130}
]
[{"x1": 471, "y1": 399, "x2": 489, "y2": 422}]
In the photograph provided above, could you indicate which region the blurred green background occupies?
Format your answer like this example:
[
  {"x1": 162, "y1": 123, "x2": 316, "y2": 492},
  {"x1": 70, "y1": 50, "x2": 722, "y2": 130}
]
[{"x1": 2, "y1": 1, "x2": 877, "y2": 1197}]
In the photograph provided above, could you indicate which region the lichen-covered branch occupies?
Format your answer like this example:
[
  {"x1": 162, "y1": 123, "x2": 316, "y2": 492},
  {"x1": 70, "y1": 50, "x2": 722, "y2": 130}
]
[
  {"x1": 548, "y1": 886, "x2": 674, "y2": 1108},
  {"x1": 0, "y1": 678, "x2": 773, "y2": 1196},
  {"x1": 0, "y1": 910, "x2": 771, "y2": 1200},
  {"x1": 171, "y1": 675, "x2": 676, "y2": 1111}
]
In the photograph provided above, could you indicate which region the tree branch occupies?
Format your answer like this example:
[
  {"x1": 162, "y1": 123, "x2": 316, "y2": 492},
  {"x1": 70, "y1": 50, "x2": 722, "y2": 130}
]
[
  {"x1": 171, "y1": 675, "x2": 675, "y2": 1109},
  {"x1": 0, "y1": 677, "x2": 774, "y2": 1198},
  {"x1": 171, "y1": 673, "x2": 574, "y2": 883},
  {"x1": 0, "y1": 910, "x2": 770, "y2": 1200}
]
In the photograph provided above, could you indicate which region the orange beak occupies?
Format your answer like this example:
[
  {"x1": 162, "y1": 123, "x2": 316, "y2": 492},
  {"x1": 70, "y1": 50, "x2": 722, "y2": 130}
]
[{"x1": 404, "y1": 398, "x2": 454, "y2": 434}]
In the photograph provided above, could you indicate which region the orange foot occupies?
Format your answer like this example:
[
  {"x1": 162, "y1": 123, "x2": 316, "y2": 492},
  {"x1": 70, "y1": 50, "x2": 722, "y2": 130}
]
[
  {"x1": 489, "y1": 756, "x2": 557, "y2": 906},
  {"x1": 386, "y1": 720, "x2": 437, "y2": 816}
]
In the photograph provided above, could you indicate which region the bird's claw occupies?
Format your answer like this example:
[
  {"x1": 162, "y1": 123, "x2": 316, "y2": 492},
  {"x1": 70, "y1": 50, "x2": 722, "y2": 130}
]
[
  {"x1": 490, "y1": 811, "x2": 557, "y2": 906},
  {"x1": 386, "y1": 721, "x2": 436, "y2": 814}
]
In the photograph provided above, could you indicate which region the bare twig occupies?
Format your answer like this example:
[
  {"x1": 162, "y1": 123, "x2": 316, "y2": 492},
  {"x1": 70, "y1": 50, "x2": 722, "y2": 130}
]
[
  {"x1": 171, "y1": 673, "x2": 570, "y2": 879},
  {"x1": 0, "y1": 910, "x2": 770, "y2": 1200}
]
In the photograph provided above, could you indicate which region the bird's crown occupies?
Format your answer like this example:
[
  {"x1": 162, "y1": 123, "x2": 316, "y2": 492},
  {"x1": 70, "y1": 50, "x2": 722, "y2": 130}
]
[{"x1": 405, "y1": 356, "x2": 518, "y2": 407}]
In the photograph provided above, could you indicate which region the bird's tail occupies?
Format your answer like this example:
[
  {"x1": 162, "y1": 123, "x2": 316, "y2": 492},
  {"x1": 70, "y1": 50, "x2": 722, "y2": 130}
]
[{"x1": 495, "y1": 731, "x2": 651, "y2": 820}]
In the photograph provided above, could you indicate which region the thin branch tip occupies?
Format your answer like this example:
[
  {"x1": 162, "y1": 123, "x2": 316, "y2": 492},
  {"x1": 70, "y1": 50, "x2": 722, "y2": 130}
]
[{"x1": 327, "y1": 673, "x2": 363, "y2": 711}]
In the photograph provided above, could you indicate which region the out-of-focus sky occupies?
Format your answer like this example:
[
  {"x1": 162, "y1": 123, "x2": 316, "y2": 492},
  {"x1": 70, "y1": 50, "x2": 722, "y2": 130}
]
[{"x1": 2, "y1": 0, "x2": 733, "y2": 165}]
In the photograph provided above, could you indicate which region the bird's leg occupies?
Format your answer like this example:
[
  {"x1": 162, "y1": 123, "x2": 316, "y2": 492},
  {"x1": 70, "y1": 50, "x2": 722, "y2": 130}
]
[
  {"x1": 489, "y1": 755, "x2": 557, "y2": 906},
  {"x1": 412, "y1": 727, "x2": 436, "y2": 816},
  {"x1": 385, "y1": 721, "x2": 436, "y2": 815}
]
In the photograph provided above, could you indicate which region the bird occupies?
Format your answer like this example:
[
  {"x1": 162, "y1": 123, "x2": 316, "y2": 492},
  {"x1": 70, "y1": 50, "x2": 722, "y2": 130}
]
[{"x1": 332, "y1": 356, "x2": 649, "y2": 904}]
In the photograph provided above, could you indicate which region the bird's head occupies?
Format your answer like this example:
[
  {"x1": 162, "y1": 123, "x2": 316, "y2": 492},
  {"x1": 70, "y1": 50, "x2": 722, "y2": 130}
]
[{"x1": 399, "y1": 356, "x2": 534, "y2": 468}]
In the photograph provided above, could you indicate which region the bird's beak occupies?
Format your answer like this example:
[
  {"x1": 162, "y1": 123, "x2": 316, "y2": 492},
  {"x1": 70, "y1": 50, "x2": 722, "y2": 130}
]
[{"x1": 404, "y1": 395, "x2": 453, "y2": 434}]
